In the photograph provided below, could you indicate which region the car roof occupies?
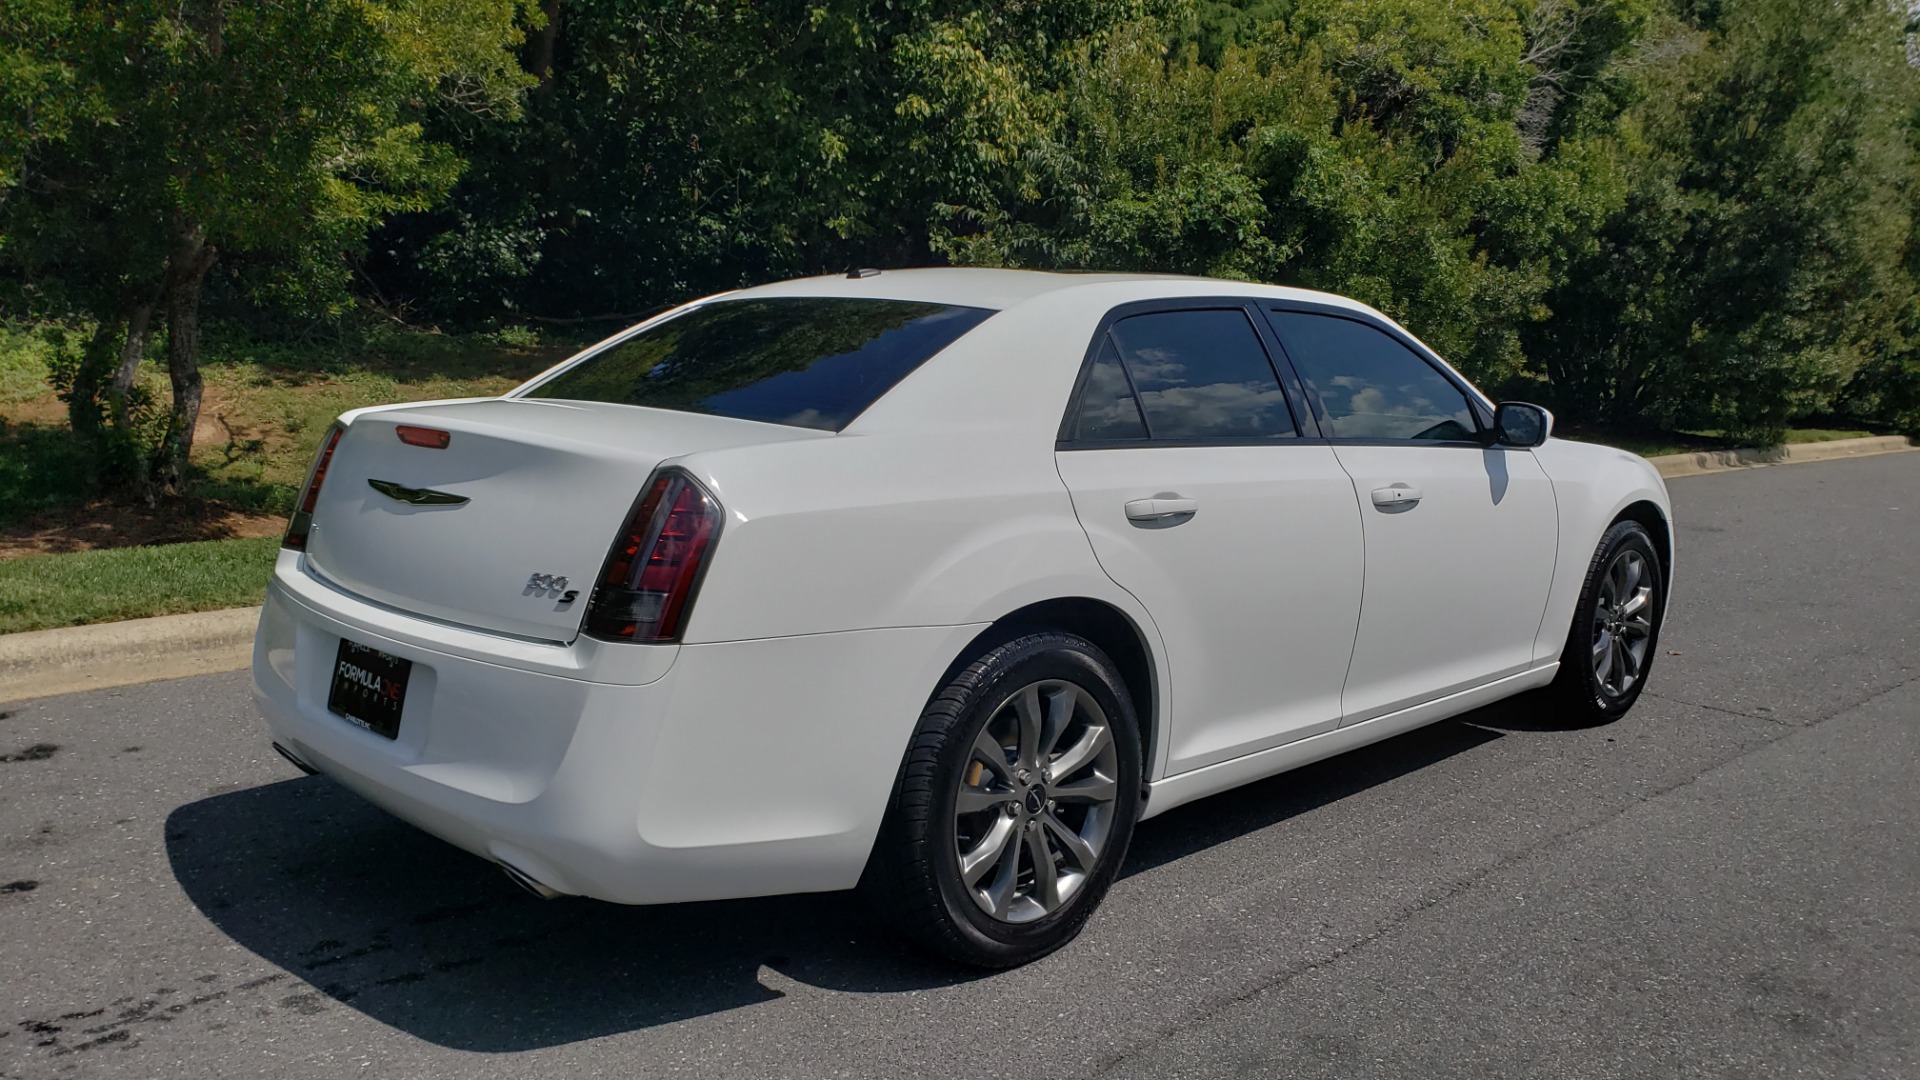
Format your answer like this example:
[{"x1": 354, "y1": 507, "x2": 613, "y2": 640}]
[{"x1": 725, "y1": 267, "x2": 1379, "y2": 316}]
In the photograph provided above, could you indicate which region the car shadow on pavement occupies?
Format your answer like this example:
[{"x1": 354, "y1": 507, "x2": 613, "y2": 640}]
[
  {"x1": 1121, "y1": 712, "x2": 1507, "y2": 876},
  {"x1": 164, "y1": 695, "x2": 1578, "y2": 1052},
  {"x1": 164, "y1": 777, "x2": 975, "y2": 1052}
]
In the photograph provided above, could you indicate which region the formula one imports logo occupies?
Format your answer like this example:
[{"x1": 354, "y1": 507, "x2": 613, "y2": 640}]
[
  {"x1": 525, "y1": 572, "x2": 580, "y2": 604},
  {"x1": 336, "y1": 658, "x2": 402, "y2": 703}
]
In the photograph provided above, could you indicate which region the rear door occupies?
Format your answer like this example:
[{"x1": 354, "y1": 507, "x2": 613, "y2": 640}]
[
  {"x1": 1262, "y1": 306, "x2": 1559, "y2": 722},
  {"x1": 1053, "y1": 301, "x2": 1365, "y2": 774}
]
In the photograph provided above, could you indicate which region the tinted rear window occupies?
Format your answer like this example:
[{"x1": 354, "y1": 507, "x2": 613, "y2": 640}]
[
  {"x1": 1106, "y1": 309, "x2": 1297, "y2": 440},
  {"x1": 524, "y1": 297, "x2": 995, "y2": 431}
]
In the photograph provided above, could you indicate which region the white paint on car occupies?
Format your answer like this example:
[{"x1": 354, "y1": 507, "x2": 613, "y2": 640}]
[{"x1": 252, "y1": 268, "x2": 1673, "y2": 909}]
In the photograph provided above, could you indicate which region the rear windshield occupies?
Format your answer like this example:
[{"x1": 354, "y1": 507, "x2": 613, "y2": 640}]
[{"x1": 523, "y1": 297, "x2": 995, "y2": 430}]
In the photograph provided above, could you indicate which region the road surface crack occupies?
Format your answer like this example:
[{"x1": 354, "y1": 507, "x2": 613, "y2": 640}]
[
  {"x1": 1087, "y1": 672, "x2": 1920, "y2": 1078},
  {"x1": 1646, "y1": 671, "x2": 1920, "y2": 727}
]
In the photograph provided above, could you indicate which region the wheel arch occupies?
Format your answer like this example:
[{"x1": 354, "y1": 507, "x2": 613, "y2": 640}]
[
  {"x1": 1611, "y1": 498, "x2": 1674, "y2": 596},
  {"x1": 939, "y1": 597, "x2": 1162, "y2": 789}
]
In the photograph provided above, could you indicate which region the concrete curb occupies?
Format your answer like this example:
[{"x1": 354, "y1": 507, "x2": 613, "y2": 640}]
[
  {"x1": 1649, "y1": 434, "x2": 1915, "y2": 478},
  {"x1": 0, "y1": 606, "x2": 260, "y2": 705}
]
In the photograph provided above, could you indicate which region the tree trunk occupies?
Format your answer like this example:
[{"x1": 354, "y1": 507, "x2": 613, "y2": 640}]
[
  {"x1": 107, "y1": 300, "x2": 154, "y2": 431},
  {"x1": 153, "y1": 226, "x2": 217, "y2": 497}
]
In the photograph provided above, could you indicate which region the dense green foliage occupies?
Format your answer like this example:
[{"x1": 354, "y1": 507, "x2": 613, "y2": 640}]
[
  {"x1": 371, "y1": 0, "x2": 1155, "y2": 315},
  {"x1": 5, "y1": 0, "x2": 1920, "y2": 488},
  {"x1": 1525, "y1": 0, "x2": 1920, "y2": 440}
]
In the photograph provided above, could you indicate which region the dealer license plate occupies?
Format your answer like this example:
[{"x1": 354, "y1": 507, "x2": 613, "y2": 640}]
[{"x1": 326, "y1": 638, "x2": 412, "y2": 740}]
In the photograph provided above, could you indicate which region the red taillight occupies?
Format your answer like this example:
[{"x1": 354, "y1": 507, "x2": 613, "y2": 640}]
[
  {"x1": 395, "y1": 425, "x2": 451, "y2": 449},
  {"x1": 282, "y1": 425, "x2": 344, "y2": 551},
  {"x1": 584, "y1": 469, "x2": 722, "y2": 642}
]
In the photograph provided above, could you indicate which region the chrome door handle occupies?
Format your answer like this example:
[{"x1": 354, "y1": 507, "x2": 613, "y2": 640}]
[
  {"x1": 1124, "y1": 496, "x2": 1198, "y2": 521},
  {"x1": 1370, "y1": 485, "x2": 1423, "y2": 508}
]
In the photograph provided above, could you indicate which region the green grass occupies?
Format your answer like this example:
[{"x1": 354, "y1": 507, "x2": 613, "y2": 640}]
[
  {"x1": 1782, "y1": 427, "x2": 1877, "y2": 444},
  {"x1": 0, "y1": 319, "x2": 575, "y2": 521},
  {"x1": 0, "y1": 322, "x2": 79, "y2": 405},
  {"x1": 0, "y1": 535, "x2": 279, "y2": 634},
  {"x1": 174, "y1": 321, "x2": 578, "y2": 513}
]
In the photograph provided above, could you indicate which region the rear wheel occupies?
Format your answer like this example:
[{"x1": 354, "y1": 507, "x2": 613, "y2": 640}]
[
  {"x1": 1549, "y1": 520, "x2": 1665, "y2": 723},
  {"x1": 862, "y1": 632, "x2": 1142, "y2": 968}
]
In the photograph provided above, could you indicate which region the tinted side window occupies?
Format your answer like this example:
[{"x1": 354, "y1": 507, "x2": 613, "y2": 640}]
[
  {"x1": 527, "y1": 297, "x2": 994, "y2": 431},
  {"x1": 1107, "y1": 309, "x2": 1296, "y2": 440},
  {"x1": 1073, "y1": 339, "x2": 1149, "y2": 440},
  {"x1": 1268, "y1": 311, "x2": 1477, "y2": 441}
]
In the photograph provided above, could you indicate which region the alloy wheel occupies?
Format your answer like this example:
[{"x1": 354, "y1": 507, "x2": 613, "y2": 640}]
[
  {"x1": 1591, "y1": 549, "x2": 1655, "y2": 698},
  {"x1": 952, "y1": 679, "x2": 1121, "y2": 924}
]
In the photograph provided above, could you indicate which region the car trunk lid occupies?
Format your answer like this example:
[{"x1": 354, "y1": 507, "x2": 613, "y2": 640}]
[{"x1": 303, "y1": 398, "x2": 826, "y2": 642}]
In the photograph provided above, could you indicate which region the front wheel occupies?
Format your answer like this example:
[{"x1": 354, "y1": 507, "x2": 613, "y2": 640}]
[
  {"x1": 1548, "y1": 519, "x2": 1665, "y2": 723},
  {"x1": 861, "y1": 632, "x2": 1142, "y2": 968}
]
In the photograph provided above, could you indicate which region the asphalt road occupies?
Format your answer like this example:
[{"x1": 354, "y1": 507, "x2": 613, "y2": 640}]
[{"x1": 3, "y1": 453, "x2": 1917, "y2": 1079}]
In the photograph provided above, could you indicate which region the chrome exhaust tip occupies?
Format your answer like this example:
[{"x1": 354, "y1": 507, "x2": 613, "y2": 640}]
[
  {"x1": 498, "y1": 860, "x2": 564, "y2": 900},
  {"x1": 271, "y1": 741, "x2": 319, "y2": 776}
]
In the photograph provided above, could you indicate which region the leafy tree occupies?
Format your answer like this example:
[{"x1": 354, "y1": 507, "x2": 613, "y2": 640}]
[
  {"x1": 10, "y1": 0, "x2": 1920, "y2": 454},
  {"x1": 1166, "y1": 0, "x2": 1294, "y2": 67},
  {"x1": 1525, "y1": 0, "x2": 1918, "y2": 440},
  {"x1": 1, "y1": 0, "x2": 534, "y2": 493},
  {"x1": 0, "y1": 0, "x2": 89, "y2": 197},
  {"x1": 368, "y1": 0, "x2": 1152, "y2": 320},
  {"x1": 1838, "y1": 61, "x2": 1920, "y2": 438},
  {"x1": 359, "y1": 0, "x2": 1920, "y2": 440},
  {"x1": 938, "y1": 0, "x2": 1632, "y2": 388}
]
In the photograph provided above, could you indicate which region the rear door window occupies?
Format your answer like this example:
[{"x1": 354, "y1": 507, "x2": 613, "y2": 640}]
[
  {"x1": 526, "y1": 297, "x2": 995, "y2": 431},
  {"x1": 1075, "y1": 308, "x2": 1297, "y2": 442}
]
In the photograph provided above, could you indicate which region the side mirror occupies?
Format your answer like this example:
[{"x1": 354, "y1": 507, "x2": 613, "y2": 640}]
[{"x1": 1492, "y1": 401, "x2": 1552, "y2": 448}]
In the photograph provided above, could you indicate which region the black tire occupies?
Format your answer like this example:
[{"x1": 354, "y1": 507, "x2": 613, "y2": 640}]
[
  {"x1": 861, "y1": 632, "x2": 1143, "y2": 968},
  {"x1": 1547, "y1": 519, "x2": 1665, "y2": 724}
]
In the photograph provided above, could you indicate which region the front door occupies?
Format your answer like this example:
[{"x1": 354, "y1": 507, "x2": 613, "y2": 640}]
[
  {"x1": 1054, "y1": 303, "x2": 1366, "y2": 774},
  {"x1": 1263, "y1": 307, "x2": 1560, "y2": 723}
]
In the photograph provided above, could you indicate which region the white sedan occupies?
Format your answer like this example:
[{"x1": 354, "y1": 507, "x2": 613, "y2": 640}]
[{"x1": 252, "y1": 269, "x2": 1671, "y2": 967}]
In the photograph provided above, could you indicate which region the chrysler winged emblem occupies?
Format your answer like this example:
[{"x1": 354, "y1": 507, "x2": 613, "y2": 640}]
[{"x1": 367, "y1": 478, "x2": 470, "y2": 506}]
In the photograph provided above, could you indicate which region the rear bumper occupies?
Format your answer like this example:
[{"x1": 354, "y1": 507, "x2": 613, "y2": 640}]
[{"x1": 252, "y1": 552, "x2": 983, "y2": 904}]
